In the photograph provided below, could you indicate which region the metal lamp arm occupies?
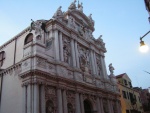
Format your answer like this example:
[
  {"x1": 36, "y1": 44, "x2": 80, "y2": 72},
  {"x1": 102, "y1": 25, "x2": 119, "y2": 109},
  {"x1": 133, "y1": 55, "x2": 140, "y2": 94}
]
[{"x1": 140, "y1": 30, "x2": 150, "y2": 41}]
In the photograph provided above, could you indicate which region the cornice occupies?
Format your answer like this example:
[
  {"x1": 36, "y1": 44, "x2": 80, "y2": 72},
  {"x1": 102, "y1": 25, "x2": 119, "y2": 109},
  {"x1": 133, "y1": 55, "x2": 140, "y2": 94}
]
[{"x1": 0, "y1": 27, "x2": 30, "y2": 50}]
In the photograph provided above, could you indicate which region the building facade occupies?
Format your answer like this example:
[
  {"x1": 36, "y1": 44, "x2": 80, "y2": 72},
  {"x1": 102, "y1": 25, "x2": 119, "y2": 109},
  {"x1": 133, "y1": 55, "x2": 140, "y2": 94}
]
[
  {"x1": 116, "y1": 73, "x2": 143, "y2": 113},
  {"x1": 134, "y1": 87, "x2": 150, "y2": 113},
  {"x1": 0, "y1": 1, "x2": 121, "y2": 113}
]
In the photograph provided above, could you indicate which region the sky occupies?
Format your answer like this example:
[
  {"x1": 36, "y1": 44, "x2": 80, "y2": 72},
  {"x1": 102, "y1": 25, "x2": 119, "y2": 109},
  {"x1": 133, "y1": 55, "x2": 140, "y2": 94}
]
[{"x1": 0, "y1": 0, "x2": 150, "y2": 89}]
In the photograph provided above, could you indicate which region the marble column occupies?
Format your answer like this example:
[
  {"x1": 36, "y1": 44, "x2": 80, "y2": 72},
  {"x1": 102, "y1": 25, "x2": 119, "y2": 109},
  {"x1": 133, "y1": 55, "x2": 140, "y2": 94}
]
[
  {"x1": 74, "y1": 41, "x2": 79, "y2": 68},
  {"x1": 96, "y1": 97, "x2": 101, "y2": 113},
  {"x1": 54, "y1": 30, "x2": 60, "y2": 60},
  {"x1": 59, "y1": 32, "x2": 64, "y2": 61},
  {"x1": 22, "y1": 85, "x2": 27, "y2": 113},
  {"x1": 27, "y1": 84, "x2": 32, "y2": 113},
  {"x1": 62, "y1": 90, "x2": 68, "y2": 113},
  {"x1": 41, "y1": 85, "x2": 46, "y2": 113},
  {"x1": 90, "y1": 50, "x2": 96, "y2": 74},
  {"x1": 80, "y1": 94, "x2": 84, "y2": 113},
  {"x1": 99, "y1": 98, "x2": 104, "y2": 113},
  {"x1": 107, "y1": 99, "x2": 112, "y2": 113},
  {"x1": 57, "y1": 89, "x2": 63, "y2": 113},
  {"x1": 100, "y1": 56, "x2": 108, "y2": 79},
  {"x1": 71, "y1": 39, "x2": 76, "y2": 67},
  {"x1": 93, "y1": 52, "x2": 98, "y2": 75},
  {"x1": 75, "y1": 93, "x2": 81, "y2": 113},
  {"x1": 34, "y1": 84, "x2": 39, "y2": 113}
]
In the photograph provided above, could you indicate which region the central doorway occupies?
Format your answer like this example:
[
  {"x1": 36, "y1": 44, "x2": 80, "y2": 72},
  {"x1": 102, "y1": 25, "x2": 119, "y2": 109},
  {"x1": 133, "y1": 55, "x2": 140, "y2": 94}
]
[{"x1": 84, "y1": 99, "x2": 92, "y2": 113}]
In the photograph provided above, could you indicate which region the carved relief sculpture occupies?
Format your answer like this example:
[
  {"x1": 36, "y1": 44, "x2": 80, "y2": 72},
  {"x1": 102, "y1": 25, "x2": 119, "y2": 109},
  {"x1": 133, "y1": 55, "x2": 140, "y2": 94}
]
[
  {"x1": 96, "y1": 54, "x2": 102, "y2": 76},
  {"x1": 78, "y1": 45, "x2": 90, "y2": 73},
  {"x1": 63, "y1": 36, "x2": 71, "y2": 64}
]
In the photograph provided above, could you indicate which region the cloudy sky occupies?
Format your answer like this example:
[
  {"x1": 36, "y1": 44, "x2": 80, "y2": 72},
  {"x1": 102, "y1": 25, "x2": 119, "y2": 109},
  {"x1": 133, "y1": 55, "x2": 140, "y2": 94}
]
[{"x1": 0, "y1": 0, "x2": 150, "y2": 89}]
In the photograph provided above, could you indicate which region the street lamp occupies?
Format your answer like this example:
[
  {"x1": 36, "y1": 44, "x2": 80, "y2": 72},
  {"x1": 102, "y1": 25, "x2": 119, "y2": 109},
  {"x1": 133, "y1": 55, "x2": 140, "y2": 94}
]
[{"x1": 139, "y1": 31, "x2": 150, "y2": 53}]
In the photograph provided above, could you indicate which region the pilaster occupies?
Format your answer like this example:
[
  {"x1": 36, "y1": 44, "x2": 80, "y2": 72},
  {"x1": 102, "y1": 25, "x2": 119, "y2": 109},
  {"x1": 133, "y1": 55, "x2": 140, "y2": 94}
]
[
  {"x1": 57, "y1": 89, "x2": 63, "y2": 113},
  {"x1": 27, "y1": 84, "x2": 32, "y2": 113},
  {"x1": 96, "y1": 97, "x2": 101, "y2": 113},
  {"x1": 59, "y1": 32, "x2": 64, "y2": 61},
  {"x1": 90, "y1": 50, "x2": 96, "y2": 75},
  {"x1": 62, "y1": 90, "x2": 68, "y2": 113},
  {"x1": 54, "y1": 30, "x2": 60, "y2": 60},
  {"x1": 80, "y1": 94, "x2": 84, "y2": 113},
  {"x1": 41, "y1": 85, "x2": 46, "y2": 113},
  {"x1": 34, "y1": 84, "x2": 39, "y2": 113},
  {"x1": 71, "y1": 39, "x2": 76, "y2": 67},
  {"x1": 75, "y1": 92, "x2": 81, "y2": 113},
  {"x1": 74, "y1": 41, "x2": 79, "y2": 68},
  {"x1": 22, "y1": 85, "x2": 27, "y2": 113}
]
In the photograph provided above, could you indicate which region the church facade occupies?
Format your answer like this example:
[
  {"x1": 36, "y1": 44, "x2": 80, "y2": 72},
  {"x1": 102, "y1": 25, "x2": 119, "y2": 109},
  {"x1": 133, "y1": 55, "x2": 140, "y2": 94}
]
[{"x1": 0, "y1": 1, "x2": 121, "y2": 113}]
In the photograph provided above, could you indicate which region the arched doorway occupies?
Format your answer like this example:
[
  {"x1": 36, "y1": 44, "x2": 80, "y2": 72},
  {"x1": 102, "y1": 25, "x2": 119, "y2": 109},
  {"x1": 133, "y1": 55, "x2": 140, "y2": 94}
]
[{"x1": 84, "y1": 99, "x2": 92, "y2": 113}]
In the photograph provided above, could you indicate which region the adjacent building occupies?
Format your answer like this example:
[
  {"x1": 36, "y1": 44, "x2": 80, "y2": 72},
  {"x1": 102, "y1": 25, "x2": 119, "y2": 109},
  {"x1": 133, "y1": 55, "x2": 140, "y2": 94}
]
[
  {"x1": 116, "y1": 73, "x2": 143, "y2": 113},
  {"x1": 134, "y1": 87, "x2": 150, "y2": 113},
  {"x1": 0, "y1": 1, "x2": 121, "y2": 113}
]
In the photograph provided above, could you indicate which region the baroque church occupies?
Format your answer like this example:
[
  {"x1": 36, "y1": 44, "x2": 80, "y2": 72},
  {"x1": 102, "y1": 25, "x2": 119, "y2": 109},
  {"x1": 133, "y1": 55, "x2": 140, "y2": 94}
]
[{"x1": 0, "y1": 1, "x2": 121, "y2": 113}]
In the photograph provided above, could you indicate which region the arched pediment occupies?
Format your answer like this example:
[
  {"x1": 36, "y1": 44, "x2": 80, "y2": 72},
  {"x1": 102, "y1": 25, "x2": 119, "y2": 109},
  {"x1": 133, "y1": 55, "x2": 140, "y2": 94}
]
[{"x1": 65, "y1": 10, "x2": 95, "y2": 31}]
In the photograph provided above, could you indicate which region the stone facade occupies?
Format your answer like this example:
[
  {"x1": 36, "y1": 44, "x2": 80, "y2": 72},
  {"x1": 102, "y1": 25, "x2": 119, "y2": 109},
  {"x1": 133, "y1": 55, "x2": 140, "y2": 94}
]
[{"x1": 0, "y1": 1, "x2": 121, "y2": 113}]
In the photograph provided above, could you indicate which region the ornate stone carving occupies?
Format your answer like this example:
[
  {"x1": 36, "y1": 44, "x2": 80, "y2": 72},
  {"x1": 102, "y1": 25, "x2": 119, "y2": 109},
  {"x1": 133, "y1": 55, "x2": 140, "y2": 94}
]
[
  {"x1": 88, "y1": 14, "x2": 94, "y2": 27},
  {"x1": 68, "y1": 16, "x2": 76, "y2": 29},
  {"x1": 96, "y1": 54, "x2": 102, "y2": 76},
  {"x1": 63, "y1": 36, "x2": 71, "y2": 64},
  {"x1": 30, "y1": 19, "x2": 47, "y2": 34},
  {"x1": 78, "y1": 2, "x2": 83, "y2": 12},
  {"x1": 68, "y1": 0, "x2": 76, "y2": 10},
  {"x1": 66, "y1": 90, "x2": 75, "y2": 107},
  {"x1": 36, "y1": 57, "x2": 47, "y2": 68},
  {"x1": 78, "y1": 45, "x2": 90, "y2": 73},
  {"x1": 53, "y1": 6, "x2": 63, "y2": 18}
]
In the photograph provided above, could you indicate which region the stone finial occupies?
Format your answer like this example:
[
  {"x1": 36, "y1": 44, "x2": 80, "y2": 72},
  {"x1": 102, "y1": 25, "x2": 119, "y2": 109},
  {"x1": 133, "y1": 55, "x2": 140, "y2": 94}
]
[
  {"x1": 68, "y1": 0, "x2": 77, "y2": 10},
  {"x1": 53, "y1": 6, "x2": 63, "y2": 18}
]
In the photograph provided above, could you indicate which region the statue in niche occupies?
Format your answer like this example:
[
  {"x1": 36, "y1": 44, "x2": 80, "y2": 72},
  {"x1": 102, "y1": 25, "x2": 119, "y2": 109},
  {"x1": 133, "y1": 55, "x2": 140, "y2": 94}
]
[
  {"x1": 63, "y1": 38, "x2": 70, "y2": 63},
  {"x1": 78, "y1": 2, "x2": 83, "y2": 12},
  {"x1": 109, "y1": 63, "x2": 115, "y2": 75}
]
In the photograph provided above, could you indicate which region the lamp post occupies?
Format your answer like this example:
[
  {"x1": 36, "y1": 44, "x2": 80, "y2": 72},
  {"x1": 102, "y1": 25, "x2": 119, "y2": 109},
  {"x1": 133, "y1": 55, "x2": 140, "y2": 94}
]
[{"x1": 139, "y1": 30, "x2": 150, "y2": 53}]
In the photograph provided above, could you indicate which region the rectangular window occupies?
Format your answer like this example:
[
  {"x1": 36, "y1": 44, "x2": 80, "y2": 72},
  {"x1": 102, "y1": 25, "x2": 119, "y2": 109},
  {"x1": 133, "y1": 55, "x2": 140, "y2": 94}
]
[
  {"x1": 122, "y1": 91, "x2": 127, "y2": 99},
  {"x1": 124, "y1": 79, "x2": 127, "y2": 85},
  {"x1": 128, "y1": 82, "x2": 132, "y2": 88}
]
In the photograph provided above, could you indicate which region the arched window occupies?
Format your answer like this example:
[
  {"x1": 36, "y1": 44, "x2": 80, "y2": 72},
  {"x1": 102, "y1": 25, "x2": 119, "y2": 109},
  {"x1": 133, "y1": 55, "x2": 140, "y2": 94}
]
[
  {"x1": 46, "y1": 100, "x2": 54, "y2": 113},
  {"x1": 0, "y1": 51, "x2": 5, "y2": 67},
  {"x1": 24, "y1": 33, "x2": 33, "y2": 45}
]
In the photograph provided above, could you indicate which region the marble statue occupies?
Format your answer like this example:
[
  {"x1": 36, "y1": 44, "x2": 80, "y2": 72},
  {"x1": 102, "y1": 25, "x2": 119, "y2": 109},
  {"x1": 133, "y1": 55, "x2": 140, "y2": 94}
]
[{"x1": 109, "y1": 63, "x2": 115, "y2": 75}]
